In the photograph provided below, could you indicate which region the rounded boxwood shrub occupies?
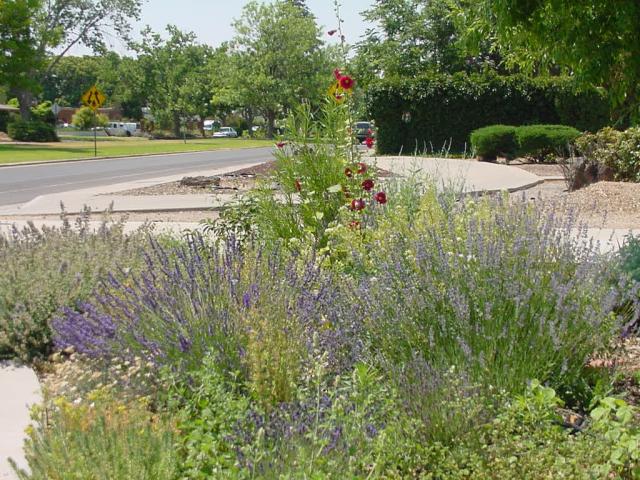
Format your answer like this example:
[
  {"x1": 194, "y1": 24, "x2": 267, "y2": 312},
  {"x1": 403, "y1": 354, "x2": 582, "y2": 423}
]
[
  {"x1": 470, "y1": 125, "x2": 517, "y2": 160},
  {"x1": 7, "y1": 119, "x2": 59, "y2": 142},
  {"x1": 516, "y1": 124, "x2": 580, "y2": 160}
]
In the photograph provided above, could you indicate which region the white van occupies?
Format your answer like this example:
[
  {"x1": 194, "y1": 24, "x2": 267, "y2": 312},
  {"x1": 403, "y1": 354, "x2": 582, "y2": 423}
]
[{"x1": 105, "y1": 122, "x2": 140, "y2": 137}]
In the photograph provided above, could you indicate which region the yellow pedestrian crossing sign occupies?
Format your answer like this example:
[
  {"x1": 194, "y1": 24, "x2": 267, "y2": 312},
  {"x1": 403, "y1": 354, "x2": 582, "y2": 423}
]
[{"x1": 82, "y1": 85, "x2": 106, "y2": 111}]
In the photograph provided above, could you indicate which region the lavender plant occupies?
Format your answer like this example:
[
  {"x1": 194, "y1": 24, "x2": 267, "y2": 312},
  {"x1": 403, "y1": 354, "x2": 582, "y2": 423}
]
[
  {"x1": 350, "y1": 192, "x2": 625, "y2": 407},
  {"x1": 53, "y1": 235, "x2": 363, "y2": 383},
  {"x1": 0, "y1": 214, "x2": 150, "y2": 362}
]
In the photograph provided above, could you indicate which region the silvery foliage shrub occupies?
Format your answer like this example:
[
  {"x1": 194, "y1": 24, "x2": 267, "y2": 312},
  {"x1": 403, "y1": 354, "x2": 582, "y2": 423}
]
[
  {"x1": 0, "y1": 214, "x2": 149, "y2": 362},
  {"x1": 341, "y1": 183, "x2": 627, "y2": 409}
]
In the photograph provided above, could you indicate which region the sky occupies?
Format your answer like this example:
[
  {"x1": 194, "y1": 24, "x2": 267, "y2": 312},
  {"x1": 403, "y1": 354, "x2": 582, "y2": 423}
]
[{"x1": 95, "y1": 0, "x2": 375, "y2": 55}]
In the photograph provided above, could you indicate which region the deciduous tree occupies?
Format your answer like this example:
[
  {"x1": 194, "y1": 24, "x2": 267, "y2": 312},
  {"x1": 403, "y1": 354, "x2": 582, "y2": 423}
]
[
  {"x1": 133, "y1": 26, "x2": 212, "y2": 137},
  {"x1": 0, "y1": 0, "x2": 42, "y2": 117},
  {"x1": 4, "y1": 0, "x2": 143, "y2": 118},
  {"x1": 456, "y1": 0, "x2": 640, "y2": 122},
  {"x1": 229, "y1": 0, "x2": 332, "y2": 138}
]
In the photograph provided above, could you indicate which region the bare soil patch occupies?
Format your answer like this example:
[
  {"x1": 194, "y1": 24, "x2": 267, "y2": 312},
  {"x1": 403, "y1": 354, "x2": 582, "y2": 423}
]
[
  {"x1": 113, "y1": 161, "x2": 278, "y2": 196},
  {"x1": 112, "y1": 161, "x2": 394, "y2": 197}
]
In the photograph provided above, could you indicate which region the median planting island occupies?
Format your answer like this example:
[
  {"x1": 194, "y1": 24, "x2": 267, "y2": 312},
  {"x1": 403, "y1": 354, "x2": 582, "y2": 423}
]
[
  {"x1": 3, "y1": 0, "x2": 640, "y2": 478},
  {"x1": 2, "y1": 65, "x2": 640, "y2": 479}
]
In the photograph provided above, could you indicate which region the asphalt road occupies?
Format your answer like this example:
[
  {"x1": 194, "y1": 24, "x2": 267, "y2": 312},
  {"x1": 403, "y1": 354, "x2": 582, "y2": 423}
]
[{"x1": 0, "y1": 147, "x2": 273, "y2": 206}]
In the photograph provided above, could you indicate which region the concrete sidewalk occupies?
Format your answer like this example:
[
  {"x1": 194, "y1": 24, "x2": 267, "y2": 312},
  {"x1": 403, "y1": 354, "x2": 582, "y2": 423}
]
[
  {"x1": 0, "y1": 362, "x2": 41, "y2": 480},
  {"x1": 0, "y1": 156, "x2": 541, "y2": 216},
  {"x1": 0, "y1": 160, "x2": 265, "y2": 216},
  {"x1": 374, "y1": 156, "x2": 542, "y2": 193},
  {"x1": 0, "y1": 219, "x2": 202, "y2": 236}
]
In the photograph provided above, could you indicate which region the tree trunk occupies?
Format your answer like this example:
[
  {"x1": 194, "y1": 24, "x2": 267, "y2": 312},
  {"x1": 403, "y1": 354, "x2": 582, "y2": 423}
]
[
  {"x1": 17, "y1": 90, "x2": 34, "y2": 120},
  {"x1": 173, "y1": 112, "x2": 182, "y2": 138},
  {"x1": 265, "y1": 110, "x2": 276, "y2": 139},
  {"x1": 243, "y1": 108, "x2": 254, "y2": 138}
]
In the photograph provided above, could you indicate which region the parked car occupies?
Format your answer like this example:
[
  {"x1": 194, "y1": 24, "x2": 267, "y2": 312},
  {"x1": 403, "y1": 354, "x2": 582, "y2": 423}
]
[
  {"x1": 213, "y1": 127, "x2": 238, "y2": 138},
  {"x1": 105, "y1": 122, "x2": 140, "y2": 137},
  {"x1": 355, "y1": 121, "x2": 374, "y2": 142}
]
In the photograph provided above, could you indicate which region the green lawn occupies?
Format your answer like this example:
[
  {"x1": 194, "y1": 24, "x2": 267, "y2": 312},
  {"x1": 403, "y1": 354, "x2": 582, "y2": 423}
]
[{"x1": 0, "y1": 138, "x2": 274, "y2": 165}]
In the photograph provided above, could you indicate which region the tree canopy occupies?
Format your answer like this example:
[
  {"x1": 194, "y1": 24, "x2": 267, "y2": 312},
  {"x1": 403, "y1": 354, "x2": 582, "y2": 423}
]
[
  {"x1": 0, "y1": 0, "x2": 43, "y2": 112},
  {"x1": 133, "y1": 26, "x2": 213, "y2": 136},
  {"x1": 3, "y1": 0, "x2": 143, "y2": 118},
  {"x1": 456, "y1": 0, "x2": 640, "y2": 122},
  {"x1": 228, "y1": 0, "x2": 334, "y2": 137}
]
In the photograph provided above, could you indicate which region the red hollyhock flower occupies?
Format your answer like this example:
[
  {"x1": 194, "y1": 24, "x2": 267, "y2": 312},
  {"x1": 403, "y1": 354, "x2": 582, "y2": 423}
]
[
  {"x1": 356, "y1": 162, "x2": 367, "y2": 174},
  {"x1": 362, "y1": 179, "x2": 374, "y2": 191},
  {"x1": 339, "y1": 75, "x2": 354, "y2": 90},
  {"x1": 344, "y1": 167, "x2": 353, "y2": 178},
  {"x1": 276, "y1": 141, "x2": 286, "y2": 148},
  {"x1": 294, "y1": 179, "x2": 301, "y2": 192},
  {"x1": 333, "y1": 68, "x2": 342, "y2": 79},
  {"x1": 328, "y1": 29, "x2": 338, "y2": 36},
  {"x1": 374, "y1": 191, "x2": 387, "y2": 204},
  {"x1": 350, "y1": 198, "x2": 365, "y2": 211},
  {"x1": 365, "y1": 137, "x2": 374, "y2": 149}
]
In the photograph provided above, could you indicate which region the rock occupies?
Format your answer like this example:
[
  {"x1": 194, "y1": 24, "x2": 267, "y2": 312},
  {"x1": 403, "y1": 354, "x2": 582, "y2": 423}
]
[
  {"x1": 597, "y1": 164, "x2": 615, "y2": 182},
  {"x1": 49, "y1": 352, "x2": 63, "y2": 363},
  {"x1": 179, "y1": 176, "x2": 220, "y2": 188},
  {"x1": 569, "y1": 157, "x2": 616, "y2": 191},
  {"x1": 63, "y1": 346, "x2": 76, "y2": 355},
  {"x1": 571, "y1": 157, "x2": 599, "y2": 190}
]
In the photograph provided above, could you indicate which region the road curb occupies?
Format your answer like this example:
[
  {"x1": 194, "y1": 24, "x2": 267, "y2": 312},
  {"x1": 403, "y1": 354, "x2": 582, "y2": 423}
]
[{"x1": 0, "y1": 144, "x2": 273, "y2": 168}]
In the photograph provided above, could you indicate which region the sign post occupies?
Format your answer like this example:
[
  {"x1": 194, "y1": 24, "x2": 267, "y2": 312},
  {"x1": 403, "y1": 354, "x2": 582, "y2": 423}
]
[{"x1": 81, "y1": 85, "x2": 106, "y2": 157}]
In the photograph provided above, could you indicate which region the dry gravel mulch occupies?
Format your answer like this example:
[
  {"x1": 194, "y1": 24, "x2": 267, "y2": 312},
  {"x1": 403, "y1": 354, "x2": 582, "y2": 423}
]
[
  {"x1": 566, "y1": 182, "x2": 640, "y2": 228},
  {"x1": 511, "y1": 180, "x2": 640, "y2": 229},
  {"x1": 511, "y1": 162, "x2": 565, "y2": 178}
]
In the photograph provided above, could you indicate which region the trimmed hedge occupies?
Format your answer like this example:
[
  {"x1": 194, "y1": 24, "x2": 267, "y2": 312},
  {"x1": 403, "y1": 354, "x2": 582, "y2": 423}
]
[
  {"x1": 470, "y1": 125, "x2": 517, "y2": 160},
  {"x1": 366, "y1": 72, "x2": 610, "y2": 154},
  {"x1": 7, "y1": 119, "x2": 59, "y2": 142},
  {"x1": 471, "y1": 124, "x2": 581, "y2": 160},
  {"x1": 516, "y1": 124, "x2": 580, "y2": 159}
]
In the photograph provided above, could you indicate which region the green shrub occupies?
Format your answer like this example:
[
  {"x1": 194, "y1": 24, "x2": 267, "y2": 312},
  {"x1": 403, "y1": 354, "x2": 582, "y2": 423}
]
[
  {"x1": 71, "y1": 106, "x2": 108, "y2": 131},
  {"x1": 516, "y1": 124, "x2": 581, "y2": 160},
  {"x1": 619, "y1": 235, "x2": 640, "y2": 284},
  {"x1": 30, "y1": 101, "x2": 56, "y2": 126},
  {"x1": 7, "y1": 119, "x2": 59, "y2": 142},
  {"x1": 576, "y1": 126, "x2": 640, "y2": 182},
  {"x1": 247, "y1": 100, "x2": 373, "y2": 248},
  {"x1": 13, "y1": 393, "x2": 179, "y2": 480},
  {"x1": 327, "y1": 181, "x2": 622, "y2": 406},
  {"x1": 615, "y1": 127, "x2": 640, "y2": 182},
  {"x1": 470, "y1": 125, "x2": 517, "y2": 160},
  {"x1": 366, "y1": 72, "x2": 610, "y2": 154},
  {"x1": 0, "y1": 111, "x2": 16, "y2": 132},
  {"x1": 0, "y1": 217, "x2": 148, "y2": 362}
]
